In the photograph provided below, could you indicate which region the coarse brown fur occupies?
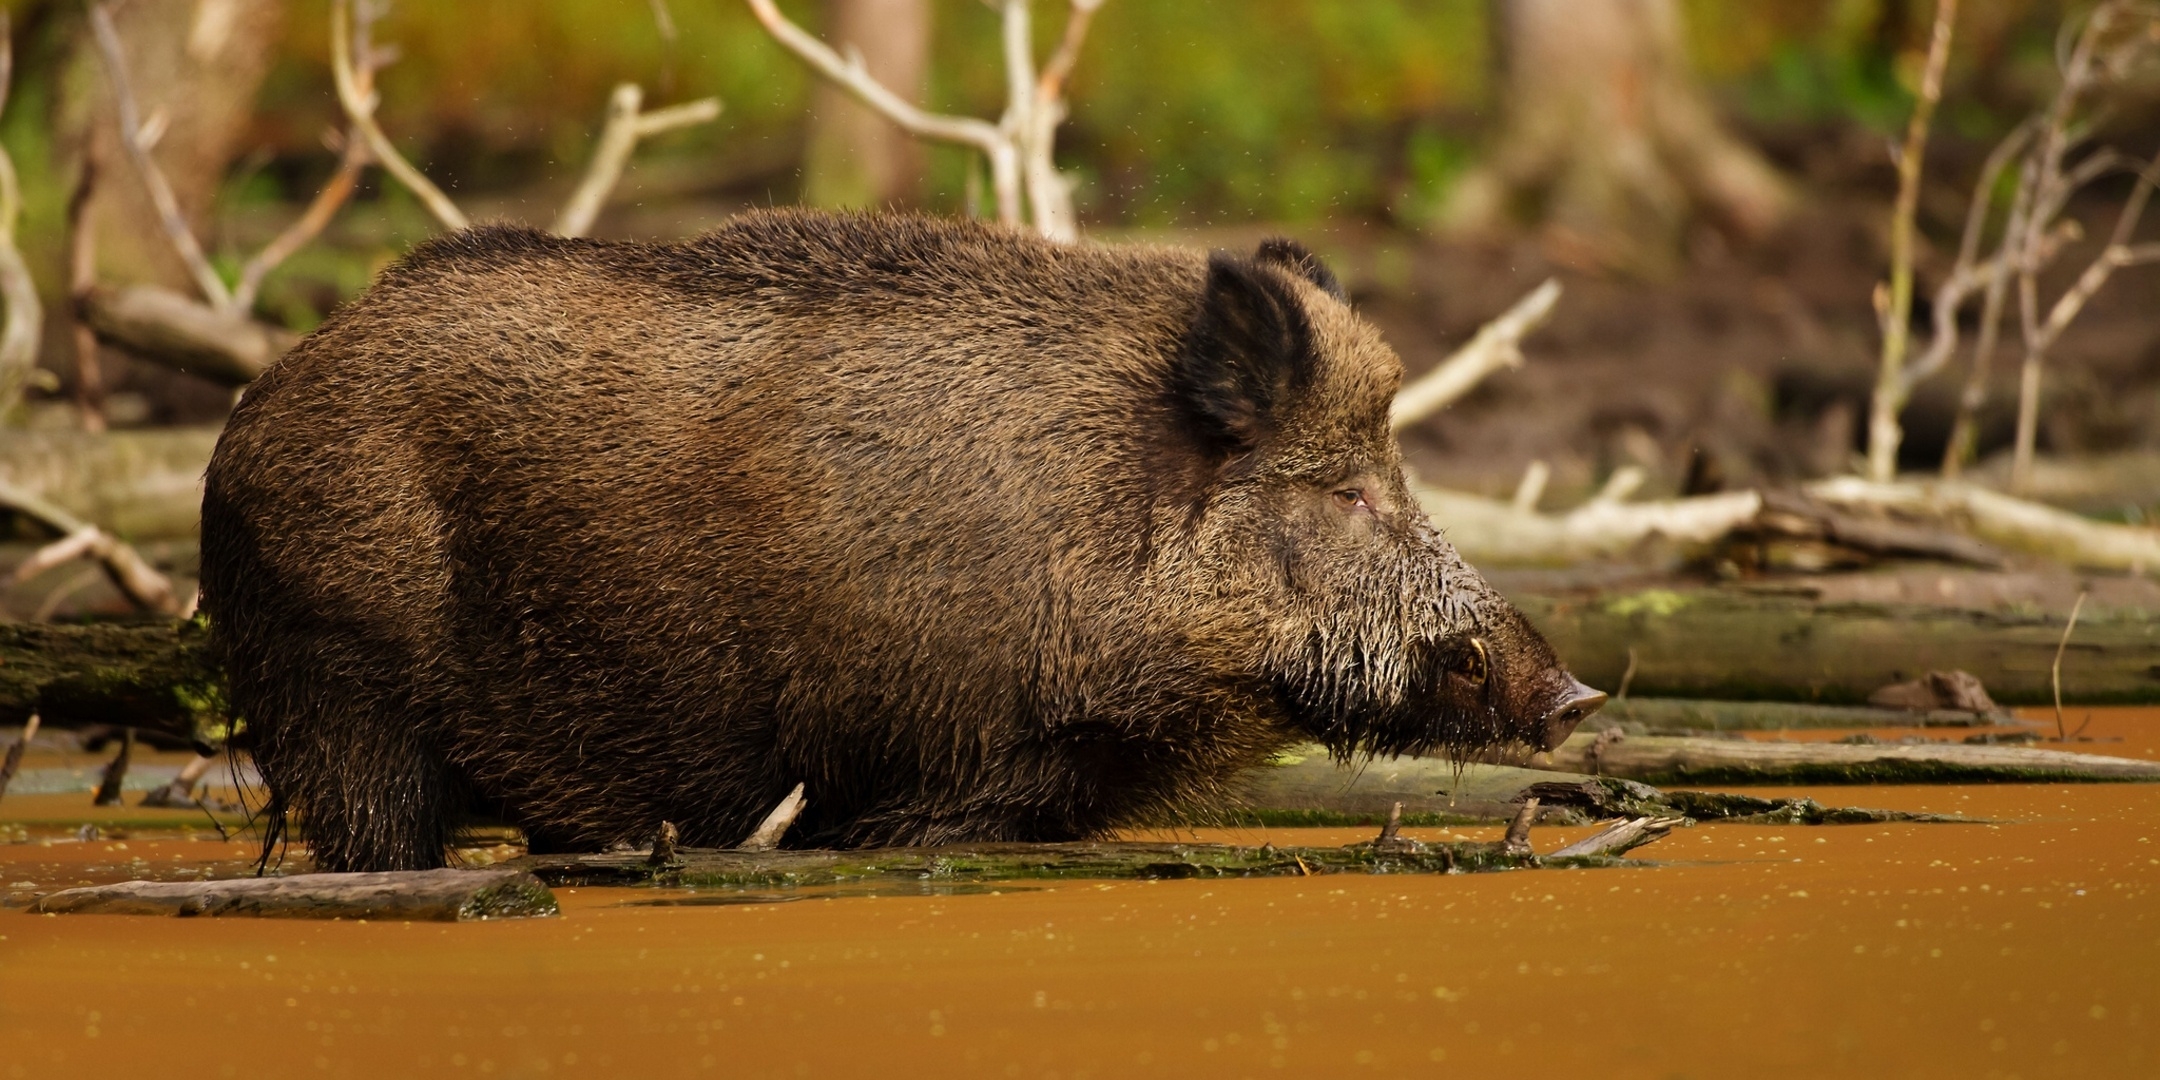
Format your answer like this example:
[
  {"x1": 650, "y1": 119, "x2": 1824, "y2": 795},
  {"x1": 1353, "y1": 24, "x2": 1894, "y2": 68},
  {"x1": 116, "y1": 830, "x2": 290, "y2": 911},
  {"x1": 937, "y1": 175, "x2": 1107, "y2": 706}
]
[{"x1": 200, "y1": 210, "x2": 1601, "y2": 872}]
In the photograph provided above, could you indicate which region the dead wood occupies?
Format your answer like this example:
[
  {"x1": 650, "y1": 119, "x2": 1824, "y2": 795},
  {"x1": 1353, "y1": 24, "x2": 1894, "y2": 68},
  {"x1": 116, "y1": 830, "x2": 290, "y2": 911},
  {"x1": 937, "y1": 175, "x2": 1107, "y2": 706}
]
[
  {"x1": 1549, "y1": 815, "x2": 1686, "y2": 858},
  {"x1": 0, "y1": 621, "x2": 226, "y2": 744},
  {"x1": 1240, "y1": 745, "x2": 1946, "y2": 826},
  {"x1": 1609, "y1": 696, "x2": 2013, "y2": 732},
  {"x1": 1391, "y1": 278, "x2": 1561, "y2": 429},
  {"x1": 738, "y1": 782, "x2": 807, "y2": 851},
  {"x1": 32, "y1": 868, "x2": 558, "y2": 921},
  {"x1": 1542, "y1": 730, "x2": 2160, "y2": 785},
  {"x1": 1500, "y1": 797, "x2": 1540, "y2": 857},
  {"x1": 81, "y1": 284, "x2": 294, "y2": 385},
  {"x1": 515, "y1": 836, "x2": 1635, "y2": 892},
  {"x1": 1517, "y1": 587, "x2": 2160, "y2": 705}
]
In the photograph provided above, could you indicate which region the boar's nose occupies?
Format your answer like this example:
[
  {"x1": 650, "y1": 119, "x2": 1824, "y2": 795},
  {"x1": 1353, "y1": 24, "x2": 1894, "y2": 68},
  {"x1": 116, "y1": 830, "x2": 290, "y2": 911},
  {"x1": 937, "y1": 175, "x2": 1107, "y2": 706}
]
[{"x1": 1538, "y1": 679, "x2": 1606, "y2": 752}]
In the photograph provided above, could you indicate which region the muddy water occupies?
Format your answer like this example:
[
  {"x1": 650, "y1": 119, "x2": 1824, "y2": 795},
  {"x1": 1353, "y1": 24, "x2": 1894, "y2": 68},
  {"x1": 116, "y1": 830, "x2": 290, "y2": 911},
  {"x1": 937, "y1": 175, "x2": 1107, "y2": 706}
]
[{"x1": 5, "y1": 715, "x2": 2159, "y2": 1078}]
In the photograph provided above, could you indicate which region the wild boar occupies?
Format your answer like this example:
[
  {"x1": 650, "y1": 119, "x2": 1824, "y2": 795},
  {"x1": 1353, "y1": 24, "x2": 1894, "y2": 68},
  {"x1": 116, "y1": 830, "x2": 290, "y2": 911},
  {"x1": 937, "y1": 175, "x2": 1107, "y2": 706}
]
[{"x1": 200, "y1": 210, "x2": 1603, "y2": 872}]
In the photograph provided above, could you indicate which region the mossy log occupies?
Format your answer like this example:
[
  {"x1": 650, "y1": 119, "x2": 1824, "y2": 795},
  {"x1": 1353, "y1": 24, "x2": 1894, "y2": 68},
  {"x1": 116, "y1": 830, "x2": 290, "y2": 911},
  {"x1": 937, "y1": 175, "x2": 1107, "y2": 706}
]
[
  {"x1": 32, "y1": 868, "x2": 557, "y2": 920},
  {"x1": 1516, "y1": 588, "x2": 2160, "y2": 704},
  {"x1": 514, "y1": 838, "x2": 1640, "y2": 891},
  {"x1": 0, "y1": 620, "x2": 227, "y2": 743},
  {"x1": 1543, "y1": 731, "x2": 2160, "y2": 786}
]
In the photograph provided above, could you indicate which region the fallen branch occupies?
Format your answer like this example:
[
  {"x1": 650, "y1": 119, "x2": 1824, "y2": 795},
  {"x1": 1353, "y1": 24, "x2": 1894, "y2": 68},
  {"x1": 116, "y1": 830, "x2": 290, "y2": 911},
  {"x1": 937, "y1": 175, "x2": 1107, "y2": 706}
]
[
  {"x1": 331, "y1": 0, "x2": 466, "y2": 231},
  {"x1": 1549, "y1": 815, "x2": 1685, "y2": 859},
  {"x1": 0, "y1": 425, "x2": 220, "y2": 540},
  {"x1": 1391, "y1": 278, "x2": 1561, "y2": 429},
  {"x1": 1541, "y1": 730, "x2": 2160, "y2": 785},
  {"x1": 0, "y1": 479, "x2": 179, "y2": 614},
  {"x1": 1806, "y1": 477, "x2": 2160, "y2": 575},
  {"x1": 81, "y1": 284, "x2": 294, "y2": 384},
  {"x1": 137, "y1": 750, "x2": 218, "y2": 808},
  {"x1": 32, "y1": 868, "x2": 559, "y2": 921},
  {"x1": 738, "y1": 782, "x2": 807, "y2": 851}
]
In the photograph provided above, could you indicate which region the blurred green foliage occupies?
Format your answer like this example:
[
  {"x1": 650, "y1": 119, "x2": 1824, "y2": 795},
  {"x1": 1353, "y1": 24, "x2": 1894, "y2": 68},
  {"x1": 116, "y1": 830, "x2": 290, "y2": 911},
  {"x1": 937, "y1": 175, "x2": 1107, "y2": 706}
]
[{"x1": 0, "y1": 0, "x2": 2092, "y2": 334}]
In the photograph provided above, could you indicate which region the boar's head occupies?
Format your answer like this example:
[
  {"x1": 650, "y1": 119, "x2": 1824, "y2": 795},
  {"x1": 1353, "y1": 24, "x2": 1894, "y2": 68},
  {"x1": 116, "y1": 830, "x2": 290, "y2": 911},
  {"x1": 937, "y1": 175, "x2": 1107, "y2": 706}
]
[{"x1": 1165, "y1": 239, "x2": 1603, "y2": 760}]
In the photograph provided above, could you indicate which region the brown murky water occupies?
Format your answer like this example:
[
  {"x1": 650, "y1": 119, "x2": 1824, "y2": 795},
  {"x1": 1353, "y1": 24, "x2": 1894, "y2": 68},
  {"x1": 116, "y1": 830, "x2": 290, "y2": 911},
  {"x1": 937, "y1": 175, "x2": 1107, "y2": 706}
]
[{"x1": 4, "y1": 712, "x2": 2158, "y2": 1079}]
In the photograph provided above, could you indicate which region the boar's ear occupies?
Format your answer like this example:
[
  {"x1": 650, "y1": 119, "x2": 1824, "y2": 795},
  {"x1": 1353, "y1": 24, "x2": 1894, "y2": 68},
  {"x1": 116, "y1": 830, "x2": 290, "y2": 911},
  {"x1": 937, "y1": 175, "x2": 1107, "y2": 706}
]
[
  {"x1": 1175, "y1": 252, "x2": 1317, "y2": 452},
  {"x1": 1254, "y1": 238, "x2": 1345, "y2": 301}
]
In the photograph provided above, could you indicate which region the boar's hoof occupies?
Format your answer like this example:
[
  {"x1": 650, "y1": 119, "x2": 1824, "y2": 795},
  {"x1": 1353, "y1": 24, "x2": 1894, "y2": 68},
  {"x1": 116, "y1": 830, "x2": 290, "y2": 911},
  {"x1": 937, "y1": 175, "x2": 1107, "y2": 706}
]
[{"x1": 1540, "y1": 681, "x2": 1608, "y2": 751}]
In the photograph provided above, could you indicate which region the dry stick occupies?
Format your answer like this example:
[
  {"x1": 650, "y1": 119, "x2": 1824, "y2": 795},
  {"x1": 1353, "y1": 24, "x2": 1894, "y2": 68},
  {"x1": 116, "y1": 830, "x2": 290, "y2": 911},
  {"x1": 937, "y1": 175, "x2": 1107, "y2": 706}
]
[
  {"x1": 1509, "y1": 460, "x2": 1549, "y2": 513},
  {"x1": 0, "y1": 12, "x2": 39, "y2": 421},
  {"x1": 746, "y1": 0, "x2": 1019, "y2": 227},
  {"x1": 139, "y1": 751, "x2": 219, "y2": 808},
  {"x1": 551, "y1": 85, "x2": 722, "y2": 239},
  {"x1": 2051, "y1": 590, "x2": 2087, "y2": 742},
  {"x1": 1390, "y1": 278, "x2": 1561, "y2": 430},
  {"x1": 1865, "y1": 0, "x2": 1957, "y2": 483},
  {"x1": 231, "y1": 132, "x2": 370, "y2": 313},
  {"x1": 86, "y1": 4, "x2": 234, "y2": 311},
  {"x1": 1500, "y1": 797, "x2": 1539, "y2": 858},
  {"x1": 647, "y1": 820, "x2": 680, "y2": 867},
  {"x1": 331, "y1": 0, "x2": 469, "y2": 231},
  {"x1": 1902, "y1": 123, "x2": 2037, "y2": 402},
  {"x1": 91, "y1": 727, "x2": 133, "y2": 807},
  {"x1": 737, "y1": 782, "x2": 808, "y2": 852},
  {"x1": 0, "y1": 714, "x2": 38, "y2": 801},
  {"x1": 2007, "y1": 1, "x2": 2159, "y2": 491}
]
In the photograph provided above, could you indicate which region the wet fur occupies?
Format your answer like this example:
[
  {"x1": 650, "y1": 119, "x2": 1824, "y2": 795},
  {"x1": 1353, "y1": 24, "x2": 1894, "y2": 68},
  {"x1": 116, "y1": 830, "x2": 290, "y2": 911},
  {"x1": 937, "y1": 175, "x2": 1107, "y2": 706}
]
[{"x1": 201, "y1": 210, "x2": 1581, "y2": 872}]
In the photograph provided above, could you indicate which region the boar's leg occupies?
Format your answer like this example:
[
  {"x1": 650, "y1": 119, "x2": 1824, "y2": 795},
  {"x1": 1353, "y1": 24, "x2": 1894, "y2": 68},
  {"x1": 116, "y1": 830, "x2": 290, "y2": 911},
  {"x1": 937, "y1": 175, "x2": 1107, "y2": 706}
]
[{"x1": 240, "y1": 636, "x2": 465, "y2": 873}]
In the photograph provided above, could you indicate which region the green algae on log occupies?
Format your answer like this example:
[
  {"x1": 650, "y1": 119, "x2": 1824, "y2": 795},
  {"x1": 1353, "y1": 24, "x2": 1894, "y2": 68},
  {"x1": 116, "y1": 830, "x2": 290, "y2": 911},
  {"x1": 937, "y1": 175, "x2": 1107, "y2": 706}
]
[
  {"x1": 1516, "y1": 589, "x2": 2160, "y2": 705},
  {"x1": 513, "y1": 839, "x2": 1645, "y2": 891},
  {"x1": 1542, "y1": 732, "x2": 2160, "y2": 786},
  {"x1": 0, "y1": 619, "x2": 231, "y2": 745},
  {"x1": 31, "y1": 868, "x2": 559, "y2": 921}
]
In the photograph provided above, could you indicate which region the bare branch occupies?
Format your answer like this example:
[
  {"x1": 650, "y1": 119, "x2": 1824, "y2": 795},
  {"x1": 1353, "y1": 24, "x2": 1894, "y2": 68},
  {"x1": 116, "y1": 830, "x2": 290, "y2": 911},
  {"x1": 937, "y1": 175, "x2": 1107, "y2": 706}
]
[
  {"x1": 551, "y1": 84, "x2": 723, "y2": 239},
  {"x1": 86, "y1": 4, "x2": 234, "y2": 310},
  {"x1": 1018, "y1": 0, "x2": 1105, "y2": 241},
  {"x1": 331, "y1": 0, "x2": 469, "y2": 231},
  {"x1": 1865, "y1": 0, "x2": 1957, "y2": 482},
  {"x1": 745, "y1": 0, "x2": 1017, "y2": 226},
  {"x1": 756, "y1": 13, "x2": 1001, "y2": 152},
  {"x1": 232, "y1": 133, "x2": 371, "y2": 312},
  {"x1": 1390, "y1": 278, "x2": 1562, "y2": 429}
]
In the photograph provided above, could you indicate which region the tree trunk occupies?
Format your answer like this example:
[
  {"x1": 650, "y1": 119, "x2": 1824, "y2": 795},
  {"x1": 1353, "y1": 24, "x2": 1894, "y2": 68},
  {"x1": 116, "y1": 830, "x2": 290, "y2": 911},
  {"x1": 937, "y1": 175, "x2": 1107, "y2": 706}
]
[
  {"x1": 1446, "y1": 0, "x2": 1791, "y2": 268},
  {"x1": 800, "y1": 0, "x2": 933, "y2": 209},
  {"x1": 56, "y1": 0, "x2": 288, "y2": 296}
]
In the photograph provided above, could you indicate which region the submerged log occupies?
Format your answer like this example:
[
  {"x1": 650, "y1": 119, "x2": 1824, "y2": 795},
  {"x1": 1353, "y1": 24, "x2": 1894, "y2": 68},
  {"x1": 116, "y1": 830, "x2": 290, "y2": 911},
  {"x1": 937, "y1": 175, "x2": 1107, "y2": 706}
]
[
  {"x1": 1517, "y1": 587, "x2": 2160, "y2": 704},
  {"x1": 1542, "y1": 731, "x2": 2160, "y2": 785},
  {"x1": 32, "y1": 868, "x2": 558, "y2": 920},
  {"x1": 515, "y1": 836, "x2": 1646, "y2": 891}
]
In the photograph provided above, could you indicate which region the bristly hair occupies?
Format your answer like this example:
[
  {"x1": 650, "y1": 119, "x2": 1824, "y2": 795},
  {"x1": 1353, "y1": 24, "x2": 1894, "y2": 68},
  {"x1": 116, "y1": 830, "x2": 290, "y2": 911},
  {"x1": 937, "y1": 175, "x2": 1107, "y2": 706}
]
[{"x1": 1253, "y1": 238, "x2": 1345, "y2": 301}]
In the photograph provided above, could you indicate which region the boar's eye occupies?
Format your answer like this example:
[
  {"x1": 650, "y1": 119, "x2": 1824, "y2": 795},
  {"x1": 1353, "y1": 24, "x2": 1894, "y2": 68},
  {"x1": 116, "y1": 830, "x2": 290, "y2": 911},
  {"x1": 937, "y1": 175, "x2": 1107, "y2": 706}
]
[
  {"x1": 1330, "y1": 488, "x2": 1369, "y2": 513},
  {"x1": 1455, "y1": 638, "x2": 1490, "y2": 685}
]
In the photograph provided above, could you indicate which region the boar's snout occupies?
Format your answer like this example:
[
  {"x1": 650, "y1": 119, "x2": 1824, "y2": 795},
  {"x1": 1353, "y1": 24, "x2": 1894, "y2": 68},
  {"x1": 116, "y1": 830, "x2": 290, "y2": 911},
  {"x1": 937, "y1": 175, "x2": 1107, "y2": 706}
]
[{"x1": 1538, "y1": 678, "x2": 1606, "y2": 751}]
